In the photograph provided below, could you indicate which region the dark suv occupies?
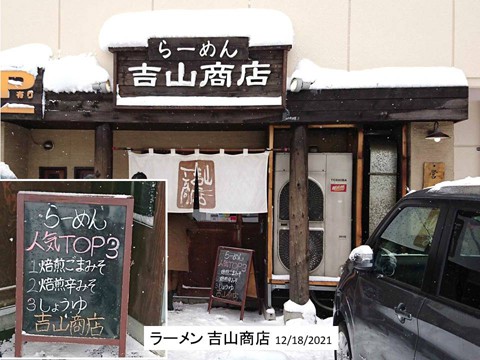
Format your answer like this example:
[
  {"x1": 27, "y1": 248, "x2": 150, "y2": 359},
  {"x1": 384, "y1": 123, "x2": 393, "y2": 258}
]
[{"x1": 333, "y1": 181, "x2": 480, "y2": 360}]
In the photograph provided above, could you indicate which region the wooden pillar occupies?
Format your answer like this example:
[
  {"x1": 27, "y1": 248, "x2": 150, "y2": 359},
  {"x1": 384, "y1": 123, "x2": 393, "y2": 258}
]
[
  {"x1": 289, "y1": 125, "x2": 309, "y2": 305},
  {"x1": 267, "y1": 125, "x2": 275, "y2": 283},
  {"x1": 401, "y1": 124, "x2": 408, "y2": 197},
  {"x1": 94, "y1": 123, "x2": 113, "y2": 179},
  {"x1": 355, "y1": 128, "x2": 364, "y2": 247}
]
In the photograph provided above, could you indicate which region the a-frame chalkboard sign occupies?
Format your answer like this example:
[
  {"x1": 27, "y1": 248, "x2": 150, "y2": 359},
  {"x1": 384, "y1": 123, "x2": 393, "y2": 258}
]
[
  {"x1": 208, "y1": 246, "x2": 261, "y2": 320},
  {"x1": 15, "y1": 192, "x2": 134, "y2": 357}
]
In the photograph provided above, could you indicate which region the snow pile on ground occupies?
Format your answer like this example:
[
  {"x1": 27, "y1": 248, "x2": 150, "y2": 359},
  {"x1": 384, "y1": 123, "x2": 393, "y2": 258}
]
[
  {"x1": 290, "y1": 58, "x2": 468, "y2": 90},
  {"x1": 0, "y1": 43, "x2": 52, "y2": 76},
  {"x1": 0, "y1": 162, "x2": 17, "y2": 179},
  {"x1": 229, "y1": 351, "x2": 290, "y2": 360},
  {"x1": 43, "y1": 53, "x2": 110, "y2": 93},
  {"x1": 99, "y1": 9, "x2": 294, "y2": 50},
  {"x1": 0, "y1": 44, "x2": 110, "y2": 93},
  {"x1": 168, "y1": 302, "x2": 334, "y2": 360},
  {"x1": 0, "y1": 333, "x2": 161, "y2": 358},
  {"x1": 283, "y1": 300, "x2": 317, "y2": 325}
]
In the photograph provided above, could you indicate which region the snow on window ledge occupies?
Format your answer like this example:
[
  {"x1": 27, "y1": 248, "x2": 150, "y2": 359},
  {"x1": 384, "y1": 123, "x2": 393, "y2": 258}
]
[{"x1": 133, "y1": 213, "x2": 154, "y2": 227}]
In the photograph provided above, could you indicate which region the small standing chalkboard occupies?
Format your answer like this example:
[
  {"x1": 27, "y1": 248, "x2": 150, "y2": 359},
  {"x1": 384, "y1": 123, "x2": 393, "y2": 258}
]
[
  {"x1": 15, "y1": 192, "x2": 134, "y2": 357},
  {"x1": 208, "y1": 246, "x2": 260, "y2": 320}
]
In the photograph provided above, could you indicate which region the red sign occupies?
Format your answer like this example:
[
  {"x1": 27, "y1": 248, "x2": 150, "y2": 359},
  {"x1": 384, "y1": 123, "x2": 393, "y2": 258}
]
[{"x1": 331, "y1": 184, "x2": 347, "y2": 192}]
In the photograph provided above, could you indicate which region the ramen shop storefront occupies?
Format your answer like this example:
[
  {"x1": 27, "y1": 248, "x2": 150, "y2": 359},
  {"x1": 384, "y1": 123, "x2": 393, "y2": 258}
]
[
  {"x1": 101, "y1": 9, "x2": 294, "y2": 304},
  {"x1": 0, "y1": 9, "x2": 470, "y2": 314}
]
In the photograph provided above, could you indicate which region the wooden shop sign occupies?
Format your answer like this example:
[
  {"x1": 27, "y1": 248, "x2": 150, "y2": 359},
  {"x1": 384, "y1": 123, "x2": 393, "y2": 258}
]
[
  {"x1": 423, "y1": 162, "x2": 445, "y2": 188},
  {"x1": 111, "y1": 37, "x2": 288, "y2": 109}
]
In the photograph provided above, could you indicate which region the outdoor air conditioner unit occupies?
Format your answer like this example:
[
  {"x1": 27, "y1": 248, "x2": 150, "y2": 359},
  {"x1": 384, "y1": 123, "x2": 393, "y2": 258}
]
[{"x1": 273, "y1": 153, "x2": 352, "y2": 277}]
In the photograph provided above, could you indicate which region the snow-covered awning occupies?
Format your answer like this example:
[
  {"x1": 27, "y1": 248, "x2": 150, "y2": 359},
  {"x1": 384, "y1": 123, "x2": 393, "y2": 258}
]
[
  {"x1": 0, "y1": 44, "x2": 110, "y2": 93},
  {"x1": 99, "y1": 9, "x2": 294, "y2": 50},
  {"x1": 289, "y1": 59, "x2": 468, "y2": 91},
  {"x1": 0, "y1": 43, "x2": 52, "y2": 76},
  {"x1": 43, "y1": 54, "x2": 110, "y2": 93},
  {"x1": 286, "y1": 59, "x2": 469, "y2": 124}
]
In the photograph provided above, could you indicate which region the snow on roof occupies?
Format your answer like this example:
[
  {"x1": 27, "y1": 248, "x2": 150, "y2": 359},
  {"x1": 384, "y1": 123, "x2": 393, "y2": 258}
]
[
  {"x1": 0, "y1": 43, "x2": 52, "y2": 76},
  {"x1": 99, "y1": 9, "x2": 294, "y2": 50},
  {"x1": 1, "y1": 44, "x2": 110, "y2": 93},
  {"x1": 43, "y1": 53, "x2": 110, "y2": 93},
  {"x1": 290, "y1": 59, "x2": 468, "y2": 91}
]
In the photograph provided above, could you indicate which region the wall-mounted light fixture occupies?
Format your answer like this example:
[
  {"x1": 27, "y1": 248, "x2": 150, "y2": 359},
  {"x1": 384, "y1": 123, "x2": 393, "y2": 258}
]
[
  {"x1": 289, "y1": 78, "x2": 312, "y2": 93},
  {"x1": 43, "y1": 140, "x2": 54, "y2": 150},
  {"x1": 92, "y1": 80, "x2": 111, "y2": 93},
  {"x1": 425, "y1": 121, "x2": 450, "y2": 143}
]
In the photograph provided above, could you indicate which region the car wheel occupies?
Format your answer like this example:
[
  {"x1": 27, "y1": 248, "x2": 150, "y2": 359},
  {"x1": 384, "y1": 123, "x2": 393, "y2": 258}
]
[{"x1": 335, "y1": 322, "x2": 352, "y2": 360}]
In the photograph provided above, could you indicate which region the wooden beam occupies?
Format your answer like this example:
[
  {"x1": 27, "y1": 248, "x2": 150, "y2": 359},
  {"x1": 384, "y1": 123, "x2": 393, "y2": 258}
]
[
  {"x1": 154, "y1": 182, "x2": 166, "y2": 325},
  {"x1": 307, "y1": 124, "x2": 357, "y2": 129},
  {"x1": 355, "y1": 128, "x2": 364, "y2": 247},
  {"x1": 288, "y1": 98, "x2": 468, "y2": 112},
  {"x1": 287, "y1": 86, "x2": 468, "y2": 101},
  {"x1": 2, "y1": 84, "x2": 468, "y2": 130},
  {"x1": 94, "y1": 123, "x2": 113, "y2": 179},
  {"x1": 271, "y1": 279, "x2": 338, "y2": 287},
  {"x1": 286, "y1": 86, "x2": 469, "y2": 124},
  {"x1": 273, "y1": 124, "x2": 357, "y2": 130},
  {"x1": 401, "y1": 124, "x2": 408, "y2": 197},
  {"x1": 267, "y1": 125, "x2": 274, "y2": 284},
  {"x1": 286, "y1": 108, "x2": 468, "y2": 123},
  {"x1": 289, "y1": 125, "x2": 309, "y2": 305}
]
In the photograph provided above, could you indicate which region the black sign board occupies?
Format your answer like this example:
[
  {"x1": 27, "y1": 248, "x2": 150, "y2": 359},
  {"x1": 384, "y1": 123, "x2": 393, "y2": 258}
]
[
  {"x1": 208, "y1": 246, "x2": 258, "y2": 320},
  {"x1": 112, "y1": 37, "x2": 289, "y2": 109},
  {"x1": 15, "y1": 192, "x2": 134, "y2": 357}
]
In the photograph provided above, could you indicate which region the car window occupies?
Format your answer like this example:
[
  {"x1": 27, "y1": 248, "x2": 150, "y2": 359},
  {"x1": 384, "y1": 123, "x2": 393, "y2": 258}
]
[
  {"x1": 439, "y1": 210, "x2": 480, "y2": 310},
  {"x1": 373, "y1": 206, "x2": 440, "y2": 288}
]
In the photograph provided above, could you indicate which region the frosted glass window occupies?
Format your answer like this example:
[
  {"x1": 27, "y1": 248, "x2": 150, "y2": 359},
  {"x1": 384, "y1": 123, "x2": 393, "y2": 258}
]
[{"x1": 368, "y1": 139, "x2": 398, "y2": 236}]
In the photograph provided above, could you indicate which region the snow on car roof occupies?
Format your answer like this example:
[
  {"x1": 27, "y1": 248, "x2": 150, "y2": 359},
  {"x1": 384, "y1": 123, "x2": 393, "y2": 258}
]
[
  {"x1": 99, "y1": 9, "x2": 294, "y2": 50},
  {"x1": 427, "y1": 177, "x2": 480, "y2": 196}
]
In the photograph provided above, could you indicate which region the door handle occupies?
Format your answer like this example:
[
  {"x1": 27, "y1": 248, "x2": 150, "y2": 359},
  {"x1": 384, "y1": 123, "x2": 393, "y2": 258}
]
[{"x1": 394, "y1": 303, "x2": 412, "y2": 324}]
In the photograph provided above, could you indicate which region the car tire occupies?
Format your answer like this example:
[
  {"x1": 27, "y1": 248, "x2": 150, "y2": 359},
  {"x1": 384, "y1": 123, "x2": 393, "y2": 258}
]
[{"x1": 335, "y1": 322, "x2": 352, "y2": 360}]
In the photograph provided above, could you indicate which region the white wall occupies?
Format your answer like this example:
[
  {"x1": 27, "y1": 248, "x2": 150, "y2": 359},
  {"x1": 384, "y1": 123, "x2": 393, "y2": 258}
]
[
  {"x1": 2, "y1": 0, "x2": 479, "y2": 79},
  {"x1": 410, "y1": 122, "x2": 455, "y2": 190},
  {"x1": 454, "y1": 91, "x2": 480, "y2": 178}
]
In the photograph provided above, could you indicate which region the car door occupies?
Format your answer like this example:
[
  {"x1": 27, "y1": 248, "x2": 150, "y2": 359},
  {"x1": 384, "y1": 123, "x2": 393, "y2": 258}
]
[
  {"x1": 352, "y1": 202, "x2": 444, "y2": 360},
  {"x1": 415, "y1": 203, "x2": 480, "y2": 360}
]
